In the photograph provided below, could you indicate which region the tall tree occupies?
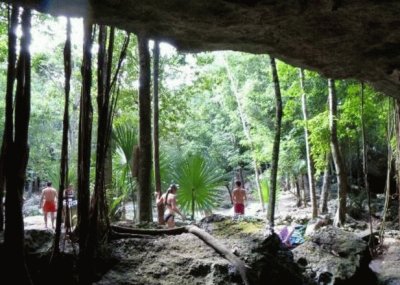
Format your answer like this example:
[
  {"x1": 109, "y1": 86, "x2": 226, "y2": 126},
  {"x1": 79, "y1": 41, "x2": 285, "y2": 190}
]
[
  {"x1": 378, "y1": 97, "x2": 393, "y2": 251},
  {"x1": 137, "y1": 35, "x2": 152, "y2": 222},
  {"x1": 52, "y1": 17, "x2": 72, "y2": 257},
  {"x1": 267, "y1": 57, "x2": 282, "y2": 232},
  {"x1": 224, "y1": 57, "x2": 264, "y2": 211},
  {"x1": 395, "y1": 99, "x2": 400, "y2": 229},
  {"x1": 361, "y1": 82, "x2": 374, "y2": 244},
  {"x1": 319, "y1": 153, "x2": 331, "y2": 213},
  {"x1": 77, "y1": 18, "x2": 94, "y2": 284},
  {"x1": 328, "y1": 79, "x2": 348, "y2": 227},
  {"x1": 0, "y1": 5, "x2": 18, "y2": 232},
  {"x1": 88, "y1": 25, "x2": 129, "y2": 263},
  {"x1": 299, "y1": 68, "x2": 317, "y2": 218},
  {"x1": 3, "y1": 7, "x2": 33, "y2": 284},
  {"x1": 153, "y1": 40, "x2": 164, "y2": 225}
]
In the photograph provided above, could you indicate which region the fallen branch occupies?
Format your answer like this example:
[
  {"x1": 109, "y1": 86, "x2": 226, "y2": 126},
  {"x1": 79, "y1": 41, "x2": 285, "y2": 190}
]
[
  {"x1": 111, "y1": 225, "x2": 186, "y2": 235},
  {"x1": 109, "y1": 230, "x2": 157, "y2": 240},
  {"x1": 185, "y1": 225, "x2": 251, "y2": 285},
  {"x1": 110, "y1": 224, "x2": 251, "y2": 285}
]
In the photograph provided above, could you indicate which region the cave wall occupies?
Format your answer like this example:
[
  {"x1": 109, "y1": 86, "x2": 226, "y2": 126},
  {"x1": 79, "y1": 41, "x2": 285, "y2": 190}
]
[{"x1": 2, "y1": 0, "x2": 400, "y2": 98}]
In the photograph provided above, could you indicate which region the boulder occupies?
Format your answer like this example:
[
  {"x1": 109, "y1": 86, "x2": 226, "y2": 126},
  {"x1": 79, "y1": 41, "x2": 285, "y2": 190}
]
[
  {"x1": 369, "y1": 236, "x2": 400, "y2": 285},
  {"x1": 293, "y1": 226, "x2": 373, "y2": 284}
]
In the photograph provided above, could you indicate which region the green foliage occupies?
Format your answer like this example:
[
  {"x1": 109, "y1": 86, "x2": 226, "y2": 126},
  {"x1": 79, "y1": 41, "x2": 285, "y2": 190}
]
[
  {"x1": 109, "y1": 163, "x2": 137, "y2": 220},
  {"x1": 308, "y1": 111, "x2": 330, "y2": 173},
  {"x1": 171, "y1": 153, "x2": 227, "y2": 216},
  {"x1": 260, "y1": 178, "x2": 269, "y2": 204},
  {"x1": 0, "y1": 11, "x2": 389, "y2": 221},
  {"x1": 112, "y1": 121, "x2": 138, "y2": 169},
  {"x1": 46, "y1": 164, "x2": 77, "y2": 191},
  {"x1": 110, "y1": 121, "x2": 138, "y2": 218}
]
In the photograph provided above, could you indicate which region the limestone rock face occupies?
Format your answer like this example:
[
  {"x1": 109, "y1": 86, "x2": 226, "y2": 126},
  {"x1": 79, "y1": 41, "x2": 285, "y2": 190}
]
[
  {"x1": 292, "y1": 226, "x2": 373, "y2": 284},
  {"x1": 4, "y1": 0, "x2": 400, "y2": 97}
]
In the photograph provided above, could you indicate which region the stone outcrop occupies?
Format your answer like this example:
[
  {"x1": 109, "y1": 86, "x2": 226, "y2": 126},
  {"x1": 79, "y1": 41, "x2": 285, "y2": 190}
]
[
  {"x1": 292, "y1": 226, "x2": 376, "y2": 284},
  {"x1": 369, "y1": 233, "x2": 400, "y2": 285},
  {"x1": 3, "y1": 0, "x2": 400, "y2": 98}
]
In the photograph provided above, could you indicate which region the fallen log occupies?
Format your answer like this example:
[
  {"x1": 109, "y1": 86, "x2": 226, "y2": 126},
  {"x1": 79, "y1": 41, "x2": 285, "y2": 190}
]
[
  {"x1": 111, "y1": 225, "x2": 186, "y2": 236},
  {"x1": 109, "y1": 230, "x2": 157, "y2": 240},
  {"x1": 110, "y1": 224, "x2": 251, "y2": 285}
]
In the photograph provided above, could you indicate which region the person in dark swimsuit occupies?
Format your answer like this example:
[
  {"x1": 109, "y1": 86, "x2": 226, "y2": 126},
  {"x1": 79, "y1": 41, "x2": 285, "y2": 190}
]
[{"x1": 156, "y1": 184, "x2": 185, "y2": 228}]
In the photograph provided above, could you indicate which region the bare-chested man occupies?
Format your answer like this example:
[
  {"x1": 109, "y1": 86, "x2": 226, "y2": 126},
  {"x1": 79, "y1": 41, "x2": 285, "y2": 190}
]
[
  {"x1": 39, "y1": 182, "x2": 58, "y2": 229},
  {"x1": 232, "y1": 180, "x2": 247, "y2": 218}
]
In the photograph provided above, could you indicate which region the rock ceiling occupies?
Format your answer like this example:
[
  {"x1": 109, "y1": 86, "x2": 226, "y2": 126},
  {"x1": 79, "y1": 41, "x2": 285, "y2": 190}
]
[{"x1": 3, "y1": 0, "x2": 400, "y2": 98}]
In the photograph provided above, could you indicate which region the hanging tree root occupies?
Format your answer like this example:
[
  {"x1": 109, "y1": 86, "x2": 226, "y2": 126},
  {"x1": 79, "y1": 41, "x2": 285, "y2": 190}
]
[{"x1": 111, "y1": 225, "x2": 251, "y2": 285}]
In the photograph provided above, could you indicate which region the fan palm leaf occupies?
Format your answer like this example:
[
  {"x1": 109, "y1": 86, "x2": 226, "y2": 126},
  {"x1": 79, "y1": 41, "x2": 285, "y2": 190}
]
[
  {"x1": 112, "y1": 123, "x2": 138, "y2": 168},
  {"x1": 172, "y1": 154, "x2": 226, "y2": 217}
]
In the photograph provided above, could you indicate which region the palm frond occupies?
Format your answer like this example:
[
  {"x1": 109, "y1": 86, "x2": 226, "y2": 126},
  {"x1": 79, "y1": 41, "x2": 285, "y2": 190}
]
[
  {"x1": 112, "y1": 123, "x2": 138, "y2": 166},
  {"x1": 171, "y1": 154, "x2": 227, "y2": 216}
]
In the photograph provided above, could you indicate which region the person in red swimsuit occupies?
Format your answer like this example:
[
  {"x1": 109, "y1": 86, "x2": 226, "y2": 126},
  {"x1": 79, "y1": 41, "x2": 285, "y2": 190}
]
[
  {"x1": 39, "y1": 182, "x2": 58, "y2": 229},
  {"x1": 232, "y1": 180, "x2": 247, "y2": 219}
]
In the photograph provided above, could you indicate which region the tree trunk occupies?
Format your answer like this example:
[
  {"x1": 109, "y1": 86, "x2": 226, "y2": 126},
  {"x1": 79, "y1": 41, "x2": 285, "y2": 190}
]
[
  {"x1": 3, "y1": 8, "x2": 33, "y2": 284},
  {"x1": 361, "y1": 82, "x2": 376, "y2": 249},
  {"x1": 0, "y1": 5, "x2": 18, "y2": 233},
  {"x1": 328, "y1": 79, "x2": 348, "y2": 227},
  {"x1": 78, "y1": 18, "x2": 94, "y2": 285},
  {"x1": 104, "y1": 31, "x2": 129, "y2": 203},
  {"x1": 395, "y1": 99, "x2": 400, "y2": 230},
  {"x1": 320, "y1": 153, "x2": 331, "y2": 213},
  {"x1": 299, "y1": 68, "x2": 317, "y2": 218},
  {"x1": 267, "y1": 57, "x2": 283, "y2": 232},
  {"x1": 295, "y1": 177, "x2": 302, "y2": 207},
  {"x1": 152, "y1": 41, "x2": 165, "y2": 225},
  {"x1": 378, "y1": 97, "x2": 393, "y2": 250},
  {"x1": 137, "y1": 35, "x2": 152, "y2": 222},
  {"x1": 301, "y1": 174, "x2": 308, "y2": 207},
  {"x1": 52, "y1": 18, "x2": 71, "y2": 258}
]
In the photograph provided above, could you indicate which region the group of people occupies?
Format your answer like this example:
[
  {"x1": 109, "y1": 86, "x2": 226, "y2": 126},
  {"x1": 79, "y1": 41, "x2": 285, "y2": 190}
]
[
  {"x1": 39, "y1": 180, "x2": 247, "y2": 229},
  {"x1": 38, "y1": 182, "x2": 75, "y2": 229},
  {"x1": 155, "y1": 180, "x2": 248, "y2": 228}
]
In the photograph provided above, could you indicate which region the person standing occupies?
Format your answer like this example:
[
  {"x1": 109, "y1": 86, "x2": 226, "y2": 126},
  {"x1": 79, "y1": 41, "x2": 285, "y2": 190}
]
[
  {"x1": 39, "y1": 182, "x2": 58, "y2": 229},
  {"x1": 63, "y1": 184, "x2": 76, "y2": 229},
  {"x1": 155, "y1": 184, "x2": 185, "y2": 228},
  {"x1": 232, "y1": 180, "x2": 247, "y2": 219}
]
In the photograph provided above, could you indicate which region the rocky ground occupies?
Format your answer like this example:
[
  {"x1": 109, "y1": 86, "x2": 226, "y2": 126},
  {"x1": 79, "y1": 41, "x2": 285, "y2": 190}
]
[{"x1": 12, "y1": 189, "x2": 400, "y2": 284}]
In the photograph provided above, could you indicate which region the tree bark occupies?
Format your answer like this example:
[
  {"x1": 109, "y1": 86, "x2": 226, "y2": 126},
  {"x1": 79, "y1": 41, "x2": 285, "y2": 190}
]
[
  {"x1": 328, "y1": 79, "x2": 348, "y2": 227},
  {"x1": 3, "y1": 8, "x2": 33, "y2": 284},
  {"x1": 78, "y1": 18, "x2": 94, "y2": 285},
  {"x1": 267, "y1": 57, "x2": 282, "y2": 232},
  {"x1": 295, "y1": 177, "x2": 302, "y2": 207},
  {"x1": 52, "y1": 17, "x2": 71, "y2": 258},
  {"x1": 320, "y1": 153, "x2": 331, "y2": 213},
  {"x1": 299, "y1": 68, "x2": 317, "y2": 218},
  {"x1": 137, "y1": 35, "x2": 152, "y2": 222},
  {"x1": 0, "y1": 5, "x2": 18, "y2": 232},
  {"x1": 395, "y1": 99, "x2": 400, "y2": 230},
  {"x1": 378, "y1": 97, "x2": 393, "y2": 250},
  {"x1": 152, "y1": 41, "x2": 165, "y2": 225}
]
